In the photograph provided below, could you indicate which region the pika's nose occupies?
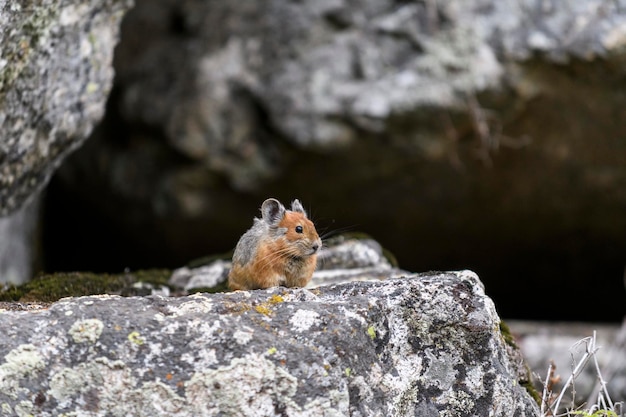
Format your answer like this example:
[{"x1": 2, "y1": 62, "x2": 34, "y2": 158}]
[{"x1": 311, "y1": 243, "x2": 320, "y2": 252}]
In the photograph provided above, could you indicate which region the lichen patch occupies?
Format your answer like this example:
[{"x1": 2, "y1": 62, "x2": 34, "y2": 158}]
[
  {"x1": 169, "y1": 297, "x2": 214, "y2": 317},
  {"x1": 233, "y1": 327, "x2": 254, "y2": 345},
  {"x1": 0, "y1": 344, "x2": 45, "y2": 399},
  {"x1": 289, "y1": 309, "x2": 320, "y2": 333},
  {"x1": 186, "y1": 354, "x2": 299, "y2": 415},
  {"x1": 68, "y1": 318, "x2": 104, "y2": 344},
  {"x1": 423, "y1": 349, "x2": 458, "y2": 391}
]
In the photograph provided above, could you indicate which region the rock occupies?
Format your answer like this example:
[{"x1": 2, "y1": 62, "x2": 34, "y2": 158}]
[
  {"x1": 312, "y1": 236, "x2": 407, "y2": 287},
  {"x1": 316, "y1": 236, "x2": 395, "y2": 270},
  {"x1": 169, "y1": 260, "x2": 232, "y2": 292},
  {"x1": 0, "y1": 196, "x2": 40, "y2": 285},
  {"x1": 0, "y1": 270, "x2": 539, "y2": 416},
  {"x1": 0, "y1": 0, "x2": 134, "y2": 284},
  {"x1": 111, "y1": 0, "x2": 626, "y2": 157},
  {"x1": 0, "y1": 0, "x2": 133, "y2": 216},
  {"x1": 45, "y1": 0, "x2": 626, "y2": 322}
]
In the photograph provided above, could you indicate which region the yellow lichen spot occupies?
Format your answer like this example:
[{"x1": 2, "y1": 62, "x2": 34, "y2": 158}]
[
  {"x1": 86, "y1": 82, "x2": 98, "y2": 93},
  {"x1": 344, "y1": 367, "x2": 352, "y2": 377},
  {"x1": 253, "y1": 294, "x2": 285, "y2": 316},
  {"x1": 128, "y1": 331, "x2": 145, "y2": 346},
  {"x1": 367, "y1": 326, "x2": 377, "y2": 340},
  {"x1": 268, "y1": 294, "x2": 284, "y2": 304},
  {"x1": 255, "y1": 304, "x2": 272, "y2": 316},
  {"x1": 266, "y1": 347, "x2": 278, "y2": 355}
]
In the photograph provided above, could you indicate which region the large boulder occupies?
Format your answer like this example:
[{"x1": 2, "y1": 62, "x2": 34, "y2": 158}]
[
  {"x1": 0, "y1": 270, "x2": 539, "y2": 416},
  {"x1": 0, "y1": 0, "x2": 133, "y2": 215},
  {"x1": 45, "y1": 0, "x2": 626, "y2": 322},
  {"x1": 0, "y1": 0, "x2": 133, "y2": 283}
]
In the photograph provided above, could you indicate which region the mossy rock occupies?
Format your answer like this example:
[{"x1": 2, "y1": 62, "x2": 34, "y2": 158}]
[
  {"x1": 499, "y1": 321, "x2": 542, "y2": 405},
  {"x1": 0, "y1": 269, "x2": 172, "y2": 303}
]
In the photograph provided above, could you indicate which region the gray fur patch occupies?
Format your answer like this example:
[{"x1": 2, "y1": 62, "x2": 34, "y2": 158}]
[{"x1": 232, "y1": 219, "x2": 267, "y2": 266}]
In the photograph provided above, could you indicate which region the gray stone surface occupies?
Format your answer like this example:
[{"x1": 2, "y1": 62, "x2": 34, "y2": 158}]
[
  {"x1": 0, "y1": 196, "x2": 40, "y2": 285},
  {"x1": 0, "y1": 271, "x2": 539, "y2": 416},
  {"x1": 312, "y1": 237, "x2": 407, "y2": 287},
  {"x1": 170, "y1": 260, "x2": 232, "y2": 291},
  {"x1": 0, "y1": 0, "x2": 133, "y2": 215}
]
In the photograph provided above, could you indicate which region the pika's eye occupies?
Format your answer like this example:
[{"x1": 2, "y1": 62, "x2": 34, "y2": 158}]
[{"x1": 295, "y1": 225, "x2": 303, "y2": 234}]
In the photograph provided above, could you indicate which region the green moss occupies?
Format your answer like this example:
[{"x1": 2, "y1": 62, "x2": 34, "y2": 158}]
[
  {"x1": 570, "y1": 411, "x2": 620, "y2": 417},
  {"x1": 130, "y1": 269, "x2": 172, "y2": 287},
  {"x1": 0, "y1": 269, "x2": 171, "y2": 303},
  {"x1": 499, "y1": 321, "x2": 542, "y2": 405},
  {"x1": 499, "y1": 321, "x2": 518, "y2": 349},
  {"x1": 521, "y1": 377, "x2": 542, "y2": 406}
]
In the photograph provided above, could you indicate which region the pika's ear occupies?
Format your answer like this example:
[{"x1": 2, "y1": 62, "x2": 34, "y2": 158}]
[
  {"x1": 261, "y1": 198, "x2": 286, "y2": 226},
  {"x1": 290, "y1": 199, "x2": 307, "y2": 217}
]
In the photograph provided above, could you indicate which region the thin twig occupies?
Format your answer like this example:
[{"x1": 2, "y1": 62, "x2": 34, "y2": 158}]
[
  {"x1": 550, "y1": 336, "x2": 596, "y2": 414},
  {"x1": 540, "y1": 331, "x2": 623, "y2": 417},
  {"x1": 541, "y1": 360, "x2": 555, "y2": 415}
]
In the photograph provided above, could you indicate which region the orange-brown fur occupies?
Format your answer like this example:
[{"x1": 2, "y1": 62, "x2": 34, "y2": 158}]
[{"x1": 228, "y1": 199, "x2": 321, "y2": 291}]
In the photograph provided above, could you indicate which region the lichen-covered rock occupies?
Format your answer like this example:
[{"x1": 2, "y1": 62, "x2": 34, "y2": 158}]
[
  {"x1": 0, "y1": 271, "x2": 539, "y2": 416},
  {"x1": 0, "y1": 0, "x2": 133, "y2": 215}
]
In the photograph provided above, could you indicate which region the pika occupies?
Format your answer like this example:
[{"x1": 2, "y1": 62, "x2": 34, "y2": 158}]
[{"x1": 228, "y1": 198, "x2": 322, "y2": 291}]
